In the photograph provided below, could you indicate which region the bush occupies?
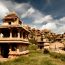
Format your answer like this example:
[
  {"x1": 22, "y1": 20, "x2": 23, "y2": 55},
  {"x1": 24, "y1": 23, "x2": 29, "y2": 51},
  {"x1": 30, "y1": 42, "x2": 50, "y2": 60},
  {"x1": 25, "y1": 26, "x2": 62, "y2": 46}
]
[
  {"x1": 49, "y1": 52, "x2": 65, "y2": 61},
  {"x1": 28, "y1": 44, "x2": 38, "y2": 50},
  {"x1": 43, "y1": 49, "x2": 49, "y2": 54}
]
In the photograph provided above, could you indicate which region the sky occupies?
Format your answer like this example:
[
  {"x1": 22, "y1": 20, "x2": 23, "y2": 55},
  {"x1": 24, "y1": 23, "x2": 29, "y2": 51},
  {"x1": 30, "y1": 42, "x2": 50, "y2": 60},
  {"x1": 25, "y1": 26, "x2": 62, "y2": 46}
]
[{"x1": 0, "y1": 0, "x2": 65, "y2": 34}]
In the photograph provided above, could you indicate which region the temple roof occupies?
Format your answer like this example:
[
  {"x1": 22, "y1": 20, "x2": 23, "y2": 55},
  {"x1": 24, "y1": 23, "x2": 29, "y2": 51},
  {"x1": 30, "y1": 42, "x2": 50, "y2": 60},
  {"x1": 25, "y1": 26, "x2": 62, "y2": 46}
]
[
  {"x1": 3, "y1": 12, "x2": 18, "y2": 19},
  {"x1": 0, "y1": 12, "x2": 30, "y2": 33},
  {"x1": 3, "y1": 12, "x2": 22, "y2": 24}
]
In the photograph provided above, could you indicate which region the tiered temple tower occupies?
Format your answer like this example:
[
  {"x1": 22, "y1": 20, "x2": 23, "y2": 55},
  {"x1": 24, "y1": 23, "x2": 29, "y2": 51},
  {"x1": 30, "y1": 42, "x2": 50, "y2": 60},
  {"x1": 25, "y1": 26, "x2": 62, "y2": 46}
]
[{"x1": 0, "y1": 12, "x2": 30, "y2": 58}]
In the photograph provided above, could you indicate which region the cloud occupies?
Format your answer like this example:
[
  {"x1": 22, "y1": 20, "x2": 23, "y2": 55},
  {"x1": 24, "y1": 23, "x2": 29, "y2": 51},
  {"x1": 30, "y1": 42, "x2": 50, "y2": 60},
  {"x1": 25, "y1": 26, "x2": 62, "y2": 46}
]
[
  {"x1": 20, "y1": 6, "x2": 44, "y2": 20},
  {"x1": 14, "y1": 3, "x2": 31, "y2": 16},
  {"x1": 59, "y1": 17, "x2": 65, "y2": 24},
  {"x1": 41, "y1": 22, "x2": 57, "y2": 30},
  {"x1": 33, "y1": 15, "x2": 53, "y2": 24},
  {"x1": 58, "y1": 25, "x2": 65, "y2": 34},
  {"x1": 40, "y1": 16, "x2": 65, "y2": 34},
  {"x1": 21, "y1": 7, "x2": 35, "y2": 18},
  {"x1": 0, "y1": 0, "x2": 44, "y2": 21},
  {"x1": 0, "y1": 2, "x2": 9, "y2": 18},
  {"x1": 0, "y1": 0, "x2": 31, "y2": 17}
]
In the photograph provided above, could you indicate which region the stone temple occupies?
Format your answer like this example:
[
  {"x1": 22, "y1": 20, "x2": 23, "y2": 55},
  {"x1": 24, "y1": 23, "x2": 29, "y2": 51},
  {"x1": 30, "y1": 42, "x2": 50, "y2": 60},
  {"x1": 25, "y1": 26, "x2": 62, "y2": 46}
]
[{"x1": 0, "y1": 12, "x2": 30, "y2": 58}]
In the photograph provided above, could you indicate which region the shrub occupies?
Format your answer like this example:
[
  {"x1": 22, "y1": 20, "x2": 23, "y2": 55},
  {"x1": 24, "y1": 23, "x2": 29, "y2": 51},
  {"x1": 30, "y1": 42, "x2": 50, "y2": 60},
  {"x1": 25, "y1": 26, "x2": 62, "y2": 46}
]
[
  {"x1": 49, "y1": 52, "x2": 65, "y2": 61},
  {"x1": 43, "y1": 49, "x2": 49, "y2": 54},
  {"x1": 28, "y1": 44, "x2": 38, "y2": 50}
]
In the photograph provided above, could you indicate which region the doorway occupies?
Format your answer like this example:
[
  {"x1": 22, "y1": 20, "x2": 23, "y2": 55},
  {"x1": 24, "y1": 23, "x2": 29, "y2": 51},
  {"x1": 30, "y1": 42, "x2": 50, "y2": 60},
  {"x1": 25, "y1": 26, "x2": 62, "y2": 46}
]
[{"x1": 1, "y1": 44, "x2": 9, "y2": 58}]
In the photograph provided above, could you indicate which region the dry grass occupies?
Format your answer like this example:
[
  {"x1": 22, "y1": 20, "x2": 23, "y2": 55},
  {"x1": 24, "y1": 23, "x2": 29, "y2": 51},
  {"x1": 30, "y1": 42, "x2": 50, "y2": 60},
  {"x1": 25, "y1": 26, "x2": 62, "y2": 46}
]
[{"x1": 0, "y1": 50, "x2": 65, "y2": 65}]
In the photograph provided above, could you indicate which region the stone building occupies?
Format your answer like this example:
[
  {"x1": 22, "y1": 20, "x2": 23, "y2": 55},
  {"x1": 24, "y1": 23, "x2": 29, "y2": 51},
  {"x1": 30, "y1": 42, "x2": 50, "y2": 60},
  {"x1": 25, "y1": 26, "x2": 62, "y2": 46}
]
[{"x1": 0, "y1": 12, "x2": 30, "y2": 58}]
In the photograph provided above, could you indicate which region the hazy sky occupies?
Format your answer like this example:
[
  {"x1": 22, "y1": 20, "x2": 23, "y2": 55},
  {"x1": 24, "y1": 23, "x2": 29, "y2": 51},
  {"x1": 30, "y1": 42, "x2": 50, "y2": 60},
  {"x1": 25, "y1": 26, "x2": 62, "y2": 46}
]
[{"x1": 0, "y1": 0, "x2": 65, "y2": 34}]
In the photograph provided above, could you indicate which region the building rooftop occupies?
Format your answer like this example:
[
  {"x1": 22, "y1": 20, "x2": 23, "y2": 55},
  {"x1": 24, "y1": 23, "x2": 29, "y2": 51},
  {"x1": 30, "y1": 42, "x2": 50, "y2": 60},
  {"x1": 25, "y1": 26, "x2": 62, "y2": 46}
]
[{"x1": 3, "y1": 12, "x2": 22, "y2": 24}]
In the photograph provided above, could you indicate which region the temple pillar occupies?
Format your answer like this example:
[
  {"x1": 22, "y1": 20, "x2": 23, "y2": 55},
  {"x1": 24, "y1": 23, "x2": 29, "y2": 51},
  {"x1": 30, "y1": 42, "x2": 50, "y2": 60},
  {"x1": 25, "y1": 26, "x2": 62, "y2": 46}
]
[
  {"x1": 17, "y1": 45, "x2": 19, "y2": 53},
  {"x1": 10, "y1": 30, "x2": 12, "y2": 38},
  {"x1": 9, "y1": 45, "x2": 12, "y2": 52},
  {"x1": 17, "y1": 49, "x2": 19, "y2": 53},
  {"x1": 18, "y1": 29, "x2": 20, "y2": 38},
  {"x1": 25, "y1": 33, "x2": 28, "y2": 39},
  {"x1": 18, "y1": 32, "x2": 20, "y2": 38},
  {"x1": 20, "y1": 30, "x2": 23, "y2": 39},
  {"x1": 9, "y1": 48, "x2": 11, "y2": 52}
]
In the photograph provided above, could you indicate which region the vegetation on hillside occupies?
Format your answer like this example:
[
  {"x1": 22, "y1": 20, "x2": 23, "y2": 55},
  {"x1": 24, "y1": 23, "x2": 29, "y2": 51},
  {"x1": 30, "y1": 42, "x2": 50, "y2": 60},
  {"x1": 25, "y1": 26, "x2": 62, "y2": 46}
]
[
  {"x1": 0, "y1": 49, "x2": 65, "y2": 65},
  {"x1": 49, "y1": 52, "x2": 65, "y2": 61}
]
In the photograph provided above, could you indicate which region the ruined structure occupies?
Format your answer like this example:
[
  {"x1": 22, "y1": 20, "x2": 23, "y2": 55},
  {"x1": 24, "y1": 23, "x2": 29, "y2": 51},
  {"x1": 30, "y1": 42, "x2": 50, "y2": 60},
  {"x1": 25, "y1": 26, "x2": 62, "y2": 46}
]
[
  {"x1": 0, "y1": 12, "x2": 30, "y2": 58},
  {"x1": 36, "y1": 29, "x2": 50, "y2": 49},
  {"x1": 30, "y1": 28, "x2": 65, "y2": 51}
]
